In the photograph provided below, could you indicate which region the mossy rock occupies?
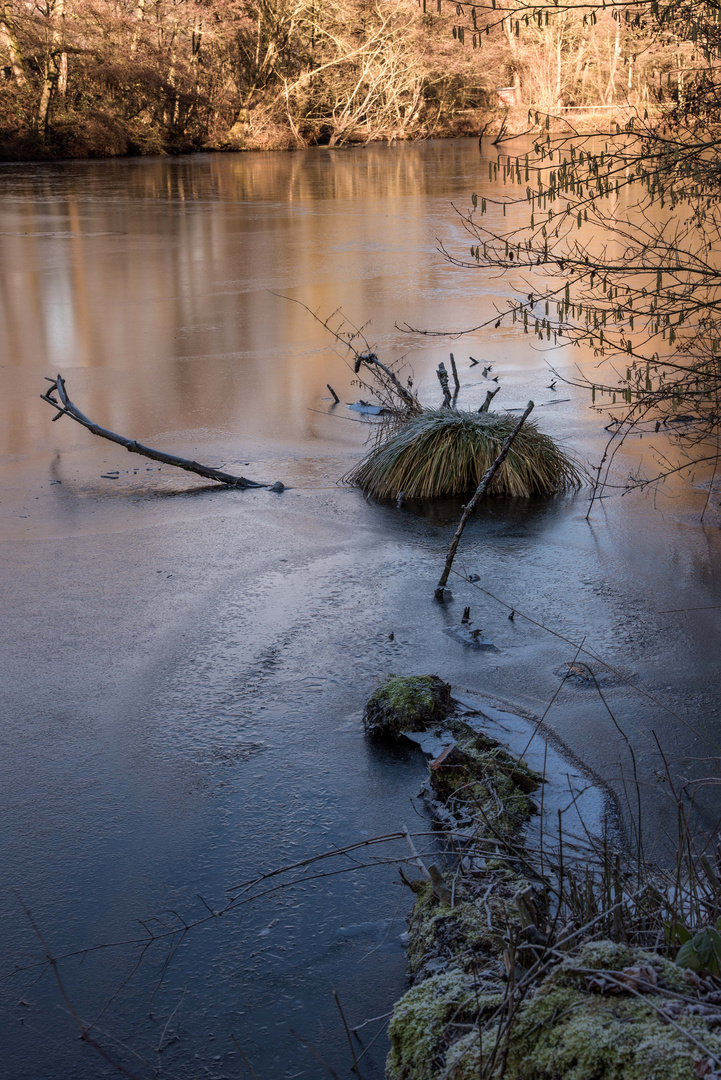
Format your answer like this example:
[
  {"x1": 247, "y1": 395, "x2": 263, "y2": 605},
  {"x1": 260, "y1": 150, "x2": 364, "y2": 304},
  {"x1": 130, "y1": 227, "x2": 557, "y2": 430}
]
[
  {"x1": 503, "y1": 940, "x2": 721, "y2": 1080},
  {"x1": 387, "y1": 967, "x2": 502, "y2": 1080},
  {"x1": 363, "y1": 675, "x2": 452, "y2": 738}
]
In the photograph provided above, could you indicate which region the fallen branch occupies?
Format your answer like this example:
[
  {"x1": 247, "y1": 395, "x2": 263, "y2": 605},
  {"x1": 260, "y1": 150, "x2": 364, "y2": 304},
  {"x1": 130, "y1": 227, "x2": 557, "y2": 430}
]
[
  {"x1": 434, "y1": 401, "x2": 534, "y2": 599},
  {"x1": 403, "y1": 825, "x2": 432, "y2": 881},
  {"x1": 41, "y1": 375, "x2": 275, "y2": 490}
]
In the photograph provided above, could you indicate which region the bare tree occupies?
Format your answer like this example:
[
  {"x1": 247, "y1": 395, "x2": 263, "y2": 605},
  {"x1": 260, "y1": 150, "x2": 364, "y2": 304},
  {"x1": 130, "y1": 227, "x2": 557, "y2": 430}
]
[
  {"x1": 0, "y1": 0, "x2": 27, "y2": 87},
  {"x1": 424, "y1": 0, "x2": 721, "y2": 508}
]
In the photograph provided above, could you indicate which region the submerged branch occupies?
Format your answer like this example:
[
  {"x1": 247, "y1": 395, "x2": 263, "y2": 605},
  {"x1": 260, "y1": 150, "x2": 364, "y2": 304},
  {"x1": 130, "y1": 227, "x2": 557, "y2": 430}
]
[
  {"x1": 354, "y1": 350, "x2": 419, "y2": 412},
  {"x1": 271, "y1": 293, "x2": 421, "y2": 416},
  {"x1": 41, "y1": 375, "x2": 275, "y2": 490}
]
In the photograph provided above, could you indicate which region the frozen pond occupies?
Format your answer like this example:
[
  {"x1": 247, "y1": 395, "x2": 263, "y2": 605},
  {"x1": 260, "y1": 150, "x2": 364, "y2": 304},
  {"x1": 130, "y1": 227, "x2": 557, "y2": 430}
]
[{"x1": 1, "y1": 139, "x2": 721, "y2": 1079}]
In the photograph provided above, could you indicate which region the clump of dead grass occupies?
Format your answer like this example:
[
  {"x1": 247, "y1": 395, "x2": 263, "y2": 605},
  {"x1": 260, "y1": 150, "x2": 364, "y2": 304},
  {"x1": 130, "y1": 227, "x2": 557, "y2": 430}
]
[{"x1": 345, "y1": 408, "x2": 583, "y2": 500}]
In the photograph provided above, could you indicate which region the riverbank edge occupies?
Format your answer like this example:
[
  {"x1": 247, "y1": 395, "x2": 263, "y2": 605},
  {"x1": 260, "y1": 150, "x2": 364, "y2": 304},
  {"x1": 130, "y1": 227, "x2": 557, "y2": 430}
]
[
  {"x1": 0, "y1": 106, "x2": 628, "y2": 163},
  {"x1": 365, "y1": 675, "x2": 721, "y2": 1080}
]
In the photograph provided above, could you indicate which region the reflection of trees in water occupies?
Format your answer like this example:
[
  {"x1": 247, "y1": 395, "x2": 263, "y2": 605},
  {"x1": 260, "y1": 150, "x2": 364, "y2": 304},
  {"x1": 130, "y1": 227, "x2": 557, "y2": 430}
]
[{"x1": 0, "y1": 141, "x2": 504, "y2": 458}]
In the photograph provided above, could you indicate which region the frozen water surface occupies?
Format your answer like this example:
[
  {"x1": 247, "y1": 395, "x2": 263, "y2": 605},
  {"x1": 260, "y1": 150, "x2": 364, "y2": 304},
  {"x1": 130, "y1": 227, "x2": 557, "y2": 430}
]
[{"x1": 1, "y1": 140, "x2": 721, "y2": 1079}]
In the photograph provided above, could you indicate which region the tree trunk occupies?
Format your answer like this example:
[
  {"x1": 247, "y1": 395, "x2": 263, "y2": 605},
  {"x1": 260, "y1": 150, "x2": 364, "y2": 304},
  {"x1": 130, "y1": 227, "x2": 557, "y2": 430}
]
[
  {"x1": 37, "y1": 65, "x2": 56, "y2": 136},
  {"x1": 56, "y1": 0, "x2": 66, "y2": 98},
  {"x1": 130, "y1": 0, "x2": 146, "y2": 56},
  {"x1": 0, "y1": 5, "x2": 26, "y2": 87},
  {"x1": 37, "y1": 0, "x2": 66, "y2": 136},
  {"x1": 605, "y1": 17, "x2": 622, "y2": 105}
]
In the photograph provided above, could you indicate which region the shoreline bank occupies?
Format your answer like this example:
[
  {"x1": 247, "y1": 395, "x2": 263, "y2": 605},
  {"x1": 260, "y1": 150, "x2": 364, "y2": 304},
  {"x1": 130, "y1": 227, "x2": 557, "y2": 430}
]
[
  {"x1": 371, "y1": 676, "x2": 721, "y2": 1080},
  {"x1": 0, "y1": 107, "x2": 634, "y2": 164}
]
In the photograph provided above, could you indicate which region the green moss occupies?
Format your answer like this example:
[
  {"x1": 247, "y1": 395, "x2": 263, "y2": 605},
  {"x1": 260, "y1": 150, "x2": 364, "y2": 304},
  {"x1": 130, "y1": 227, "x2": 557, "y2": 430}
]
[
  {"x1": 374, "y1": 675, "x2": 721, "y2": 1080},
  {"x1": 390, "y1": 941, "x2": 721, "y2": 1080},
  {"x1": 445, "y1": 720, "x2": 541, "y2": 795},
  {"x1": 502, "y1": 941, "x2": 721, "y2": 1080},
  {"x1": 363, "y1": 675, "x2": 452, "y2": 738},
  {"x1": 553, "y1": 941, "x2": 691, "y2": 993},
  {"x1": 387, "y1": 968, "x2": 501, "y2": 1080},
  {"x1": 442, "y1": 1030, "x2": 482, "y2": 1080}
]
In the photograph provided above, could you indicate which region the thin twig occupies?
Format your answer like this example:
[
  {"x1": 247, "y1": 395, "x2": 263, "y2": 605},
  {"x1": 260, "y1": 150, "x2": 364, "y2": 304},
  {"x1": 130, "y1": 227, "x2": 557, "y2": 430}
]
[
  {"x1": 231, "y1": 1034, "x2": 260, "y2": 1080},
  {"x1": 12, "y1": 890, "x2": 145, "y2": 1080},
  {"x1": 333, "y1": 988, "x2": 363, "y2": 1078}
]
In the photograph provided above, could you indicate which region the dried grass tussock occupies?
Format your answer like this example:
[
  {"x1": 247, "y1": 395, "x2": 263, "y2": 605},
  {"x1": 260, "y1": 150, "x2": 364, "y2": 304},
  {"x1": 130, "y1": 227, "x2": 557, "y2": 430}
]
[{"x1": 346, "y1": 408, "x2": 583, "y2": 500}]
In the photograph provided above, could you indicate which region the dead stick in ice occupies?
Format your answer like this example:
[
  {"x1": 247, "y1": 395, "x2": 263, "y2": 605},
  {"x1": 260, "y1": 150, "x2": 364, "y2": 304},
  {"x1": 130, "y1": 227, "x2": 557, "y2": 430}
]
[
  {"x1": 41, "y1": 374, "x2": 275, "y2": 489},
  {"x1": 436, "y1": 363, "x2": 452, "y2": 408},
  {"x1": 449, "y1": 352, "x2": 460, "y2": 397},
  {"x1": 434, "y1": 401, "x2": 534, "y2": 600},
  {"x1": 230, "y1": 1036, "x2": 260, "y2": 1080},
  {"x1": 479, "y1": 386, "x2": 501, "y2": 413},
  {"x1": 333, "y1": 989, "x2": 363, "y2": 1078}
]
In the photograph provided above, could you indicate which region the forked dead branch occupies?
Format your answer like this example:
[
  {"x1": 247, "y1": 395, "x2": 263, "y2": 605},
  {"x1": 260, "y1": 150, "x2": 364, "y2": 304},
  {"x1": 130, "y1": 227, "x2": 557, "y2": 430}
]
[{"x1": 40, "y1": 374, "x2": 279, "y2": 490}]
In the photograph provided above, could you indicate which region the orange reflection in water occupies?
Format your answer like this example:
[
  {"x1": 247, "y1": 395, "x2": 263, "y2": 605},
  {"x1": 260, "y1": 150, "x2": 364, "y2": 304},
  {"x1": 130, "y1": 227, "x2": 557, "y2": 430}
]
[{"x1": 0, "y1": 143, "x2": 520, "y2": 462}]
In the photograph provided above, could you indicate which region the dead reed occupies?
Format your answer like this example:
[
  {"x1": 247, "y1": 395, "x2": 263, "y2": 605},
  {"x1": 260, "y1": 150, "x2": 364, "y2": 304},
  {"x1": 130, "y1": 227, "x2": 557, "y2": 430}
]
[{"x1": 345, "y1": 408, "x2": 583, "y2": 500}]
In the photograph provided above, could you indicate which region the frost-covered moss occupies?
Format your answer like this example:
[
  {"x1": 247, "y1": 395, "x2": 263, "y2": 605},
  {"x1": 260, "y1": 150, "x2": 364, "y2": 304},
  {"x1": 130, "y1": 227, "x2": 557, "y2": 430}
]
[
  {"x1": 389, "y1": 940, "x2": 721, "y2": 1080},
  {"x1": 552, "y1": 940, "x2": 690, "y2": 993},
  {"x1": 363, "y1": 675, "x2": 452, "y2": 738},
  {"x1": 503, "y1": 941, "x2": 721, "y2": 1080},
  {"x1": 429, "y1": 720, "x2": 542, "y2": 840},
  {"x1": 442, "y1": 1030, "x2": 482, "y2": 1080},
  {"x1": 379, "y1": 681, "x2": 721, "y2": 1080},
  {"x1": 445, "y1": 721, "x2": 540, "y2": 795},
  {"x1": 386, "y1": 968, "x2": 501, "y2": 1080},
  {"x1": 384, "y1": 697, "x2": 545, "y2": 1077},
  {"x1": 375, "y1": 673, "x2": 721, "y2": 1080}
]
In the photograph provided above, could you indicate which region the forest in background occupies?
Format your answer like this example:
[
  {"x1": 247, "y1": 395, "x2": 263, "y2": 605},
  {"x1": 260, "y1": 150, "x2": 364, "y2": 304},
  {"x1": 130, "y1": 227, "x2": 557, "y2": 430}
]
[{"x1": 0, "y1": 0, "x2": 685, "y2": 160}]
